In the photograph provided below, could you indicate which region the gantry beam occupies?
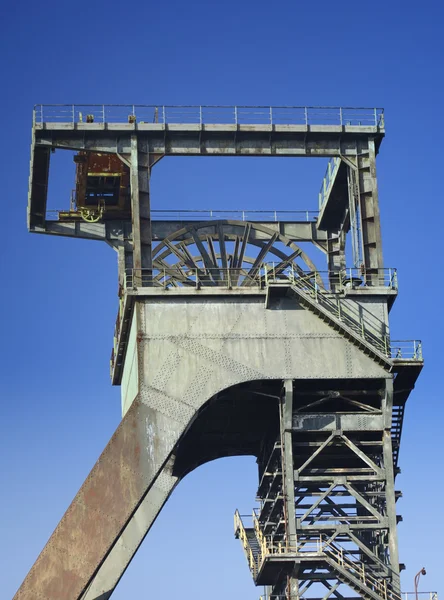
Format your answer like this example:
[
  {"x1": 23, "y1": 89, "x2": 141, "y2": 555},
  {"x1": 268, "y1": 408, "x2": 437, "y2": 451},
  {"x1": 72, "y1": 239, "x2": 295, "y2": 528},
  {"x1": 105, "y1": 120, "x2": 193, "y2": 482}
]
[
  {"x1": 29, "y1": 219, "x2": 328, "y2": 244},
  {"x1": 33, "y1": 122, "x2": 384, "y2": 157}
]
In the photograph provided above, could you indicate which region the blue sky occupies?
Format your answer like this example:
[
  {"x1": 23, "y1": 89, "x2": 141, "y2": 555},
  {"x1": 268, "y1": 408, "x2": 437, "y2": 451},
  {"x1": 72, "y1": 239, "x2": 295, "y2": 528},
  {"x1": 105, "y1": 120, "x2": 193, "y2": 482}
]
[{"x1": 1, "y1": 0, "x2": 443, "y2": 598}]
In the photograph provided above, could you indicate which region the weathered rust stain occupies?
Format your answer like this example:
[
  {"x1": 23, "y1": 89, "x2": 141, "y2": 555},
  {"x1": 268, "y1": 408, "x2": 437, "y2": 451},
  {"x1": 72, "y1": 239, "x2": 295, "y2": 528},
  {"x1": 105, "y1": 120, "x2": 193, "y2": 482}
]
[{"x1": 13, "y1": 397, "x2": 157, "y2": 600}]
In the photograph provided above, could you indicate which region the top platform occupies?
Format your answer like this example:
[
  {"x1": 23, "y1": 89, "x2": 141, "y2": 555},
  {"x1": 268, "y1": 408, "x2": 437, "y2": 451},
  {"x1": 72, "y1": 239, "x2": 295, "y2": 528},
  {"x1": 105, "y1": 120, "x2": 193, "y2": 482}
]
[
  {"x1": 35, "y1": 104, "x2": 384, "y2": 129},
  {"x1": 28, "y1": 105, "x2": 385, "y2": 230},
  {"x1": 31, "y1": 105, "x2": 385, "y2": 159}
]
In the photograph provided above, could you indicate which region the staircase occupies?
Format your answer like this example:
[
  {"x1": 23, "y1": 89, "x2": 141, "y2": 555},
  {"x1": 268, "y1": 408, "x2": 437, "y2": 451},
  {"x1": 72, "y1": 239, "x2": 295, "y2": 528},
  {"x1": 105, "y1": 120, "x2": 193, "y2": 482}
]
[
  {"x1": 321, "y1": 538, "x2": 401, "y2": 600},
  {"x1": 234, "y1": 512, "x2": 404, "y2": 600},
  {"x1": 246, "y1": 528, "x2": 261, "y2": 564},
  {"x1": 234, "y1": 510, "x2": 261, "y2": 577},
  {"x1": 391, "y1": 404, "x2": 405, "y2": 469},
  {"x1": 285, "y1": 277, "x2": 392, "y2": 367}
]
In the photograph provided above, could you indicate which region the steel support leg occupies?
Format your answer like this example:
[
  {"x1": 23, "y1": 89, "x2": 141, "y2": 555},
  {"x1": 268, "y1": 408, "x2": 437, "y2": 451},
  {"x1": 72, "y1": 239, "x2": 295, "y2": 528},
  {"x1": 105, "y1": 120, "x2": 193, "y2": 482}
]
[
  {"x1": 281, "y1": 380, "x2": 297, "y2": 546},
  {"x1": 326, "y1": 229, "x2": 346, "y2": 291},
  {"x1": 281, "y1": 380, "x2": 299, "y2": 600},
  {"x1": 130, "y1": 135, "x2": 152, "y2": 284},
  {"x1": 359, "y1": 138, "x2": 384, "y2": 275},
  {"x1": 82, "y1": 469, "x2": 179, "y2": 600},
  {"x1": 382, "y1": 378, "x2": 401, "y2": 591}
]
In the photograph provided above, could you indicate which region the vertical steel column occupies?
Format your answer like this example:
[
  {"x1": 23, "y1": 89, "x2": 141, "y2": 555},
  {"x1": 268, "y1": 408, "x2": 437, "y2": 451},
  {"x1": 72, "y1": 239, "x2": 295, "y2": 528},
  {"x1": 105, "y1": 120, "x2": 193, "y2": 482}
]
[
  {"x1": 281, "y1": 380, "x2": 297, "y2": 545},
  {"x1": 281, "y1": 380, "x2": 299, "y2": 600},
  {"x1": 382, "y1": 378, "x2": 401, "y2": 591},
  {"x1": 358, "y1": 138, "x2": 384, "y2": 279},
  {"x1": 326, "y1": 229, "x2": 346, "y2": 291},
  {"x1": 130, "y1": 135, "x2": 152, "y2": 285},
  {"x1": 347, "y1": 163, "x2": 364, "y2": 269},
  {"x1": 116, "y1": 246, "x2": 127, "y2": 290}
]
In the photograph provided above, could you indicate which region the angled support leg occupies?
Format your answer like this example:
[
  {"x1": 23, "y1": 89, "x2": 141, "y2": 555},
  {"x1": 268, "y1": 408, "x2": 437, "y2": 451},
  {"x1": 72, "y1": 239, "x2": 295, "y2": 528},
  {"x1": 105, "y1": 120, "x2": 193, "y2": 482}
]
[
  {"x1": 13, "y1": 395, "x2": 188, "y2": 600},
  {"x1": 82, "y1": 467, "x2": 179, "y2": 600}
]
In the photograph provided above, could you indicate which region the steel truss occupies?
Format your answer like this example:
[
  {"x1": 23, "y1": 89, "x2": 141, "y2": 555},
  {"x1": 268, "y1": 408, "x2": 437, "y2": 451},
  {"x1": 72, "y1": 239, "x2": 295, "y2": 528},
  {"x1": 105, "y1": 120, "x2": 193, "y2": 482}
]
[{"x1": 236, "y1": 378, "x2": 401, "y2": 600}]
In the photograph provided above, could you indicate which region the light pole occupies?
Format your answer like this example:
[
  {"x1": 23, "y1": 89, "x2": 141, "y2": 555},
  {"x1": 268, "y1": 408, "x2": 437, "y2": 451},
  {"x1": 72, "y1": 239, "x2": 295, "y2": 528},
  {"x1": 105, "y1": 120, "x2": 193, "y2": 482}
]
[{"x1": 414, "y1": 567, "x2": 426, "y2": 600}]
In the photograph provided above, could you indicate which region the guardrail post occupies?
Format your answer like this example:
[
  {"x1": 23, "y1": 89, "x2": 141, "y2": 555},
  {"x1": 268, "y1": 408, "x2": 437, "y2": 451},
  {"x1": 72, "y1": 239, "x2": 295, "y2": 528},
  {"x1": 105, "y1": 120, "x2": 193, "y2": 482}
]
[
  {"x1": 305, "y1": 107, "x2": 308, "y2": 126},
  {"x1": 72, "y1": 104, "x2": 75, "y2": 123},
  {"x1": 199, "y1": 105, "x2": 202, "y2": 125},
  {"x1": 234, "y1": 106, "x2": 238, "y2": 125},
  {"x1": 162, "y1": 106, "x2": 166, "y2": 124},
  {"x1": 102, "y1": 104, "x2": 105, "y2": 123},
  {"x1": 269, "y1": 106, "x2": 273, "y2": 125},
  {"x1": 384, "y1": 335, "x2": 389, "y2": 356},
  {"x1": 340, "y1": 107, "x2": 343, "y2": 126}
]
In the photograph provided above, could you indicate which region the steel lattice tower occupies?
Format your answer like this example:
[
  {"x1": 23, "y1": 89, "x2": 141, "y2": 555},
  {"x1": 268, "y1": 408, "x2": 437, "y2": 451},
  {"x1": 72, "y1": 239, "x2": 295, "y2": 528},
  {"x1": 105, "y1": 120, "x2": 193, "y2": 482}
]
[{"x1": 14, "y1": 105, "x2": 432, "y2": 600}]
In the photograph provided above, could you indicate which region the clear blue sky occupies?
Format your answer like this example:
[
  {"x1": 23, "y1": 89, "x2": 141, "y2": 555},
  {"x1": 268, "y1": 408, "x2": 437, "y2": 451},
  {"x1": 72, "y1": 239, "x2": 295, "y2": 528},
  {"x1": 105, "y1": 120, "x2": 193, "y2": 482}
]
[{"x1": 1, "y1": 0, "x2": 443, "y2": 598}]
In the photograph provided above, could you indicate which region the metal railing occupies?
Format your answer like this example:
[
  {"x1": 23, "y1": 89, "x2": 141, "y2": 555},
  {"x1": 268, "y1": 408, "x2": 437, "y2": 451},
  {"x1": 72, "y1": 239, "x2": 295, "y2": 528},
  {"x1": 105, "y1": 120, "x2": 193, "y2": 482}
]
[
  {"x1": 264, "y1": 266, "x2": 398, "y2": 289},
  {"x1": 234, "y1": 510, "x2": 258, "y2": 578},
  {"x1": 235, "y1": 512, "x2": 427, "y2": 600},
  {"x1": 124, "y1": 266, "x2": 398, "y2": 291},
  {"x1": 322, "y1": 538, "x2": 400, "y2": 600},
  {"x1": 34, "y1": 105, "x2": 385, "y2": 127},
  {"x1": 401, "y1": 594, "x2": 438, "y2": 600},
  {"x1": 390, "y1": 340, "x2": 423, "y2": 360},
  {"x1": 125, "y1": 267, "x2": 264, "y2": 289},
  {"x1": 119, "y1": 266, "x2": 422, "y2": 362},
  {"x1": 46, "y1": 208, "x2": 319, "y2": 222},
  {"x1": 285, "y1": 269, "x2": 393, "y2": 356},
  {"x1": 151, "y1": 209, "x2": 318, "y2": 222},
  {"x1": 259, "y1": 593, "x2": 438, "y2": 600},
  {"x1": 319, "y1": 157, "x2": 342, "y2": 209}
]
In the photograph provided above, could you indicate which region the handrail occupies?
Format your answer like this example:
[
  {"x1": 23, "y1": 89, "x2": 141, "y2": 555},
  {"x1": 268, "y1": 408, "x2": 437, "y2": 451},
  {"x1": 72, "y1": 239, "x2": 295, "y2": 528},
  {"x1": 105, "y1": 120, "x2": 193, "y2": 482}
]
[
  {"x1": 152, "y1": 209, "x2": 318, "y2": 222},
  {"x1": 258, "y1": 594, "x2": 438, "y2": 600},
  {"x1": 401, "y1": 594, "x2": 438, "y2": 600},
  {"x1": 390, "y1": 340, "x2": 423, "y2": 360},
  {"x1": 234, "y1": 510, "x2": 258, "y2": 578},
  {"x1": 124, "y1": 266, "x2": 398, "y2": 291},
  {"x1": 321, "y1": 537, "x2": 399, "y2": 600},
  {"x1": 118, "y1": 265, "x2": 422, "y2": 362},
  {"x1": 46, "y1": 208, "x2": 319, "y2": 223},
  {"x1": 34, "y1": 105, "x2": 385, "y2": 127},
  {"x1": 286, "y1": 270, "x2": 391, "y2": 356}
]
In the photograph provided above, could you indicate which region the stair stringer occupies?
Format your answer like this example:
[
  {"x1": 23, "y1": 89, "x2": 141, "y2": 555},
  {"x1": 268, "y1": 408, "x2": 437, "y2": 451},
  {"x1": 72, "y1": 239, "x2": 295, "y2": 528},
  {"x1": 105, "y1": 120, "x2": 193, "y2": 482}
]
[{"x1": 287, "y1": 284, "x2": 392, "y2": 369}]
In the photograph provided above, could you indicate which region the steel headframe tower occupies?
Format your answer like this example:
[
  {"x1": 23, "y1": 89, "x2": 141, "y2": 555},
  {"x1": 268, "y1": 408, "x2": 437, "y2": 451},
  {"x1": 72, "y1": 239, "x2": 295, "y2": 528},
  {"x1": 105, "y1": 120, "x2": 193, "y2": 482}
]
[{"x1": 15, "y1": 105, "x2": 424, "y2": 600}]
